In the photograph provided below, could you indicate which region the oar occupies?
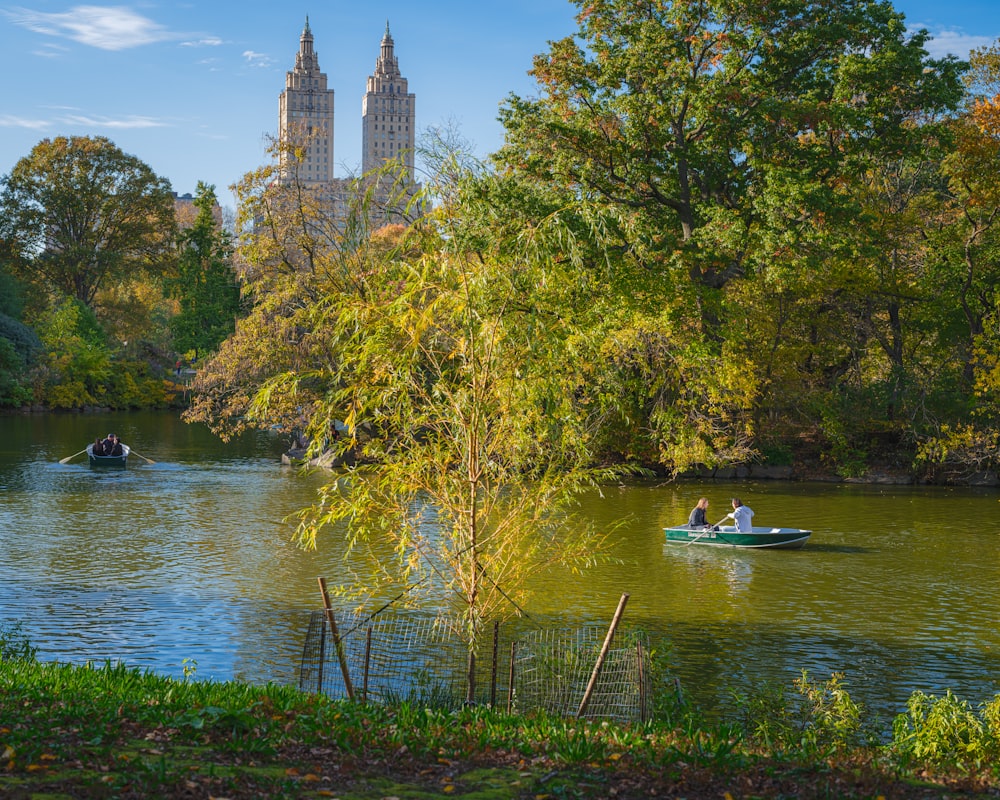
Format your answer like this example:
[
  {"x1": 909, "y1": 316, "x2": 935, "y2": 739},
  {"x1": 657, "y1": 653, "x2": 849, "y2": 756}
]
[
  {"x1": 128, "y1": 448, "x2": 156, "y2": 465},
  {"x1": 685, "y1": 517, "x2": 727, "y2": 547},
  {"x1": 59, "y1": 448, "x2": 88, "y2": 464}
]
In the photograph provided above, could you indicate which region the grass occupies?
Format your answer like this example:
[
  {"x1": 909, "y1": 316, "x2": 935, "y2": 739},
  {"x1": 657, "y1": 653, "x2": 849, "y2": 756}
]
[{"x1": 3, "y1": 654, "x2": 1000, "y2": 799}]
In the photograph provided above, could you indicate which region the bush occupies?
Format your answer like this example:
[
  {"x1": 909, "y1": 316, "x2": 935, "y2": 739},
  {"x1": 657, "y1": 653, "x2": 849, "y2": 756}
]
[
  {"x1": 891, "y1": 689, "x2": 1000, "y2": 770},
  {"x1": 0, "y1": 621, "x2": 37, "y2": 662}
]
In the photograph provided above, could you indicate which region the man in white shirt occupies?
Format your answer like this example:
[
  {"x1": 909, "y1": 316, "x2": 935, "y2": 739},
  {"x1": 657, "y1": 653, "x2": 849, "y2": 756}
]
[{"x1": 726, "y1": 497, "x2": 754, "y2": 532}]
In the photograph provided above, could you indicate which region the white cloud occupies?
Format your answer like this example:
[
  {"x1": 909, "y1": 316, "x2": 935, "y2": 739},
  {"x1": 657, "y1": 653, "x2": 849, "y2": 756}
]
[
  {"x1": 181, "y1": 37, "x2": 224, "y2": 48},
  {"x1": 242, "y1": 50, "x2": 274, "y2": 68},
  {"x1": 4, "y1": 5, "x2": 177, "y2": 51},
  {"x1": 0, "y1": 115, "x2": 51, "y2": 130},
  {"x1": 32, "y1": 42, "x2": 70, "y2": 58},
  {"x1": 59, "y1": 114, "x2": 168, "y2": 129},
  {"x1": 910, "y1": 25, "x2": 996, "y2": 59}
]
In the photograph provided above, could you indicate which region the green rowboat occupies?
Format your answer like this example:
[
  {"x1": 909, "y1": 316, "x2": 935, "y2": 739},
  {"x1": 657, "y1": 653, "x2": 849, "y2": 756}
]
[
  {"x1": 87, "y1": 443, "x2": 130, "y2": 467},
  {"x1": 664, "y1": 525, "x2": 811, "y2": 549}
]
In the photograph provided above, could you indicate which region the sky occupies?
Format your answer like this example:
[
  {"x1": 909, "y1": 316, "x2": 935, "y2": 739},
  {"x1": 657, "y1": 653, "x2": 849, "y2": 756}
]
[{"x1": 2, "y1": 1, "x2": 1000, "y2": 209}]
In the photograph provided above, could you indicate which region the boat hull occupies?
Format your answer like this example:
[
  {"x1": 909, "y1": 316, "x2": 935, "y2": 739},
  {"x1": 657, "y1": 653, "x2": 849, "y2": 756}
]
[
  {"x1": 87, "y1": 443, "x2": 130, "y2": 467},
  {"x1": 664, "y1": 525, "x2": 811, "y2": 549}
]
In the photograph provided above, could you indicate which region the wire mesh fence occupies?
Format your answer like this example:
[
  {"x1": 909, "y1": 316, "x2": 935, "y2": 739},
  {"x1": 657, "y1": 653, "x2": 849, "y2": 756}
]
[{"x1": 299, "y1": 607, "x2": 651, "y2": 722}]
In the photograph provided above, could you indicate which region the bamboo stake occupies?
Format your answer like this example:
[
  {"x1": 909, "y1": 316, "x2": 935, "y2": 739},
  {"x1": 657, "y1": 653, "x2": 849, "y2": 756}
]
[
  {"x1": 577, "y1": 592, "x2": 629, "y2": 719},
  {"x1": 317, "y1": 621, "x2": 326, "y2": 693},
  {"x1": 489, "y1": 620, "x2": 499, "y2": 709},
  {"x1": 363, "y1": 627, "x2": 372, "y2": 703},
  {"x1": 506, "y1": 640, "x2": 517, "y2": 714},
  {"x1": 317, "y1": 577, "x2": 355, "y2": 700},
  {"x1": 637, "y1": 639, "x2": 647, "y2": 723}
]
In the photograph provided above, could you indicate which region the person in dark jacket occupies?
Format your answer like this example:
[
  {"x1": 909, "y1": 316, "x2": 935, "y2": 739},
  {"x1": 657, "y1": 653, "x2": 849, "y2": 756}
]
[
  {"x1": 91, "y1": 437, "x2": 106, "y2": 456},
  {"x1": 103, "y1": 433, "x2": 123, "y2": 456},
  {"x1": 688, "y1": 497, "x2": 710, "y2": 528}
]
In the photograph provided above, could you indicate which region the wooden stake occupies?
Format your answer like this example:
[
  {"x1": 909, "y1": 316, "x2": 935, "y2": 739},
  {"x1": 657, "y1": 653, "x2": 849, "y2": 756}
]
[
  {"x1": 637, "y1": 639, "x2": 647, "y2": 723},
  {"x1": 506, "y1": 640, "x2": 517, "y2": 714},
  {"x1": 577, "y1": 592, "x2": 629, "y2": 719},
  {"x1": 317, "y1": 577, "x2": 355, "y2": 700},
  {"x1": 489, "y1": 620, "x2": 499, "y2": 709}
]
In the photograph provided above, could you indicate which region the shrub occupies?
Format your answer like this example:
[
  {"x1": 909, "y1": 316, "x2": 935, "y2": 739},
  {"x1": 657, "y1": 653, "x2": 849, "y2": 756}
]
[{"x1": 891, "y1": 689, "x2": 1000, "y2": 770}]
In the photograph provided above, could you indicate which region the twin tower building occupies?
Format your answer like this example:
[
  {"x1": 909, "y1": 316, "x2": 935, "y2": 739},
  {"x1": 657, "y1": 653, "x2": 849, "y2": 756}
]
[{"x1": 278, "y1": 17, "x2": 416, "y2": 187}]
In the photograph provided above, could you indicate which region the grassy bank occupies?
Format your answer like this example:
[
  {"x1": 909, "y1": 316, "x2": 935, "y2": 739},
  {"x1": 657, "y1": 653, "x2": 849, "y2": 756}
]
[{"x1": 3, "y1": 652, "x2": 1000, "y2": 799}]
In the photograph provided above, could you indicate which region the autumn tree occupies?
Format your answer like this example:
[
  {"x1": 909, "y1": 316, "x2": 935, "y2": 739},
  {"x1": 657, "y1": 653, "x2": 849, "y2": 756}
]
[
  {"x1": 0, "y1": 135, "x2": 177, "y2": 309},
  {"x1": 166, "y1": 182, "x2": 241, "y2": 359},
  {"x1": 184, "y1": 135, "x2": 380, "y2": 441},
  {"x1": 907, "y1": 41, "x2": 1000, "y2": 479}
]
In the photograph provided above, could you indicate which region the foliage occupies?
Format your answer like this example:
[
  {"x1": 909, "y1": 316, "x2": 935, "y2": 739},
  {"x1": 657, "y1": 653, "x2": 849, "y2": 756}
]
[
  {"x1": 33, "y1": 298, "x2": 112, "y2": 408},
  {"x1": 278, "y1": 163, "x2": 623, "y2": 683},
  {"x1": 0, "y1": 303, "x2": 41, "y2": 407},
  {"x1": 0, "y1": 135, "x2": 177, "y2": 308},
  {"x1": 496, "y1": 0, "x2": 964, "y2": 296},
  {"x1": 166, "y1": 181, "x2": 241, "y2": 359},
  {"x1": 733, "y1": 671, "x2": 871, "y2": 756},
  {"x1": 488, "y1": 0, "x2": 972, "y2": 477},
  {"x1": 0, "y1": 269, "x2": 28, "y2": 319},
  {"x1": 914, "y1": 423, "x2": 1000, "y2": 481},
  {"x1": 184, "y1": 135, "x2": 373, "y2": 441},
  {"x1": 0, "y1": 621, "x2": 36, "y2": 662},
  {"x1": 0, "y1": 337, "x2": 34, "y2": 407},
  {"x1": 891, "y1": 689, "x2": 1000, "y2": 770}
]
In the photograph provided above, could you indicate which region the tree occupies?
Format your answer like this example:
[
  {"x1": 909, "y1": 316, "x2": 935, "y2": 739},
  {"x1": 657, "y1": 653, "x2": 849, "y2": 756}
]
[
  {"x1": 33, "y1": 298, "x2": 112, "y2": 409},
  {"x1": 166, "y1": 182, "x2": 241, "y2": 359},
  {"x1": 495, "y1": 0, "x2": 964, "y2": 303},
  {"x1": 0, "y1": 135, "x2": 177, "y2": 308},
  {"x1": 493, "y1": 0, "x2": 967, "y2": 473},
  {"x1": 191, "y1": 142, "x2": 619, "y2": 699},
  {"x1": 277, "y1": 166, "x2": 618, "y2": 700}
]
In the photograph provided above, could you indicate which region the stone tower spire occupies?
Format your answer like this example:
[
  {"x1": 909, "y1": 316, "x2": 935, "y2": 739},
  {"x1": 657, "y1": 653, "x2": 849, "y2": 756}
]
[
  {"x1": 278, "y1": 16, "x2": 335, "y2": 184},
  {"x1": 361, "y1": 20, "x2": 416, "y2": 179}
]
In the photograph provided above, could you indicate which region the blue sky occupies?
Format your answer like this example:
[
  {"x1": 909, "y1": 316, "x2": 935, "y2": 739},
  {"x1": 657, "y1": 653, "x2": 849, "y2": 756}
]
[{"x1": 2, "y1": 1, "x2": 999, "y2": 209}]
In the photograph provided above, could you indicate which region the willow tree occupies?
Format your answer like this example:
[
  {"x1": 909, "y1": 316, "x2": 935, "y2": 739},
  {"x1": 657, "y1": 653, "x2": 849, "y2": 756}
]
[{"x1": 210, "y1": 149, "x2": 616, "y2": 698}]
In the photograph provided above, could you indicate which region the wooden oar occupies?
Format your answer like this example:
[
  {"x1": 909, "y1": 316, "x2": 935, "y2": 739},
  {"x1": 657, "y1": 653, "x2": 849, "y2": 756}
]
[
  {"x1": 127, "y1": 448, "x2": 156, "y2": 464},
  {"x1": 59, "y1": 448, "x2": 88, "y2": 464},
  {"x1": 685, "y1": 517, "x2": 727, "y2": 546}
]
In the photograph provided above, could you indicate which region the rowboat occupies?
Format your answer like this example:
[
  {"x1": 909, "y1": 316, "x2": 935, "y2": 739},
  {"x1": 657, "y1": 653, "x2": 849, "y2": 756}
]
[
  {"x1": 664, "y1": 524, "x2": 811, "y2": 549},
  {"x1": 87, "y1": 443, "x2": 130, "y2": 467}
]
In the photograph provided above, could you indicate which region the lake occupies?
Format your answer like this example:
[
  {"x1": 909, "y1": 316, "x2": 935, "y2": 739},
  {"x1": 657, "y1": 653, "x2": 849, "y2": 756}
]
[{"x1": 1, "y1": 410, "x2": 998, "y2": 723}]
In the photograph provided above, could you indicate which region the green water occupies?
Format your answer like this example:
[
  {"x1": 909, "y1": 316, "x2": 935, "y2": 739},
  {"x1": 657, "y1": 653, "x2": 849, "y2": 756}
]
[{"x1": 1, "y1": 411, "x2": 998, "y2": 721}]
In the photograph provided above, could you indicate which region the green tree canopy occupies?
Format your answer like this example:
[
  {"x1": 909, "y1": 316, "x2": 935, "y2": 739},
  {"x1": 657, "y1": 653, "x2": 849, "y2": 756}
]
[
  {"x1": 495, "y1": 0, "x2": 965, "y2": 302},
  {"x1": 0, "y1": 135, "x2": 177, "y2": 307},
  {"x1": 166, "y1": 181, "x2": 241, "y2": 358}
]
